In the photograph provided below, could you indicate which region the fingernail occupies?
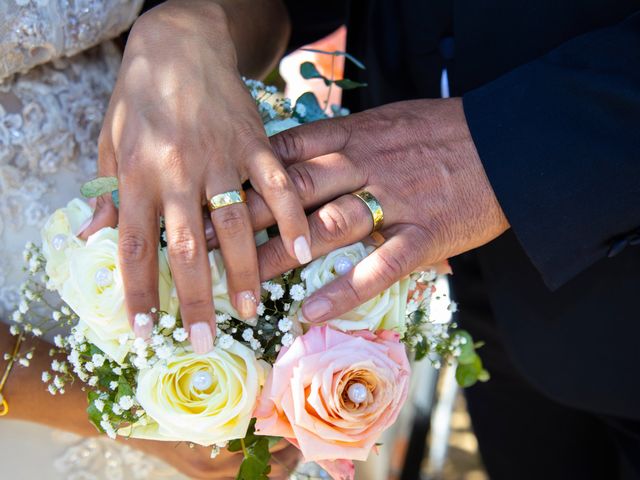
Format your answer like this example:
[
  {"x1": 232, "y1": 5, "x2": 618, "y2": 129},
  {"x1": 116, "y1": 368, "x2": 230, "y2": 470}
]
[
  {"x1": 236, "y1": 291, "x2": 257, "y2": 319},
  {"x1": 302, "y1": 298, "x2": 331, "y2": 322},
  {"x1": 204, "y1": 221, "x2": 215, "y2": 240},
  {"x1": 133, "y1": 312, "x2": 153, "y2": 339},
  {"x1": 75, "y1": 216, "x2": 93, "y2": 236},
  {"x1": 191, "y1": 322, "x2": 214, "y2": 355},
  {"x1": 293, "y1": 236, "x2": 312, "y2": 264}
]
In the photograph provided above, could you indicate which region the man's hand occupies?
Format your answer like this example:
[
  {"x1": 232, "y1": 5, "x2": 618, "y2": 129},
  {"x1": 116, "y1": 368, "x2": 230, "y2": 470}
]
[{"x1": 249, "y1": 98, "x2": 509, "y2": 323}]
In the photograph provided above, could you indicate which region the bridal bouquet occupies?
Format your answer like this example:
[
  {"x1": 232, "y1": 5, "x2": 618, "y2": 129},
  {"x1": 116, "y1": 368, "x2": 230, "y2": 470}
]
[{"x1": 8, "y1": 55, "x2": 486, "y2": 480}]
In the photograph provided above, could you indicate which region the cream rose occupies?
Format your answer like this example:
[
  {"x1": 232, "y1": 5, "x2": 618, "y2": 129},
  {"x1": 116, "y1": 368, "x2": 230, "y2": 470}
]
[
  {"x1": 41, "y1": 198, "x2": 93, "y2": 291},
  {"x1": 61, "y1": 227, "x2": 174, "y2": 363},
  {"x1": 298, "y1": 243, "x2": 411, "y2": 333},
  {"x1": 126, "y1": 340, "x2": 266, "y2": 446}
]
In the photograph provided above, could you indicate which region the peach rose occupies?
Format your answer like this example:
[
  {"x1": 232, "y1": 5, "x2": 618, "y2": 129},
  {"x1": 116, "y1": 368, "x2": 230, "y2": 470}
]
[{"x1": 254, "y1": 326, "x2": 410, "y2": 480}]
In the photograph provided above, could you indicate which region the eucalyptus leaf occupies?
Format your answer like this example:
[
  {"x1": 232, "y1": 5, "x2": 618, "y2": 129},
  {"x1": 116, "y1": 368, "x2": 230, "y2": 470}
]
[
  {"x1": 81, "y1": 176, "x2": 118, "y2": 198},
  {"x1": 300, "y1": 48, "x2": 366, "y2": 69},
  {"x1": 334, "y1": 78, "x2": 368, "y2": 90},
  {"x1": 455, "y1": 354, "x2": 484, "y2": 387},
  {"x1": 294, "y1": 92, "x2": 327, "y2": 122},
  {"x1": 300, "y1": 61, "x2": 325, "y2": 80}
]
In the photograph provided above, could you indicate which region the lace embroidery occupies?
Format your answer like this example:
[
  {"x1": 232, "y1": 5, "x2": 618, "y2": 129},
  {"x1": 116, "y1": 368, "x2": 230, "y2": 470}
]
[
  {"x1": 0, "y1": 0, "x2": 143, "y2": 81},
  {"x1": 0, "y1": 42, "x2": 121, "y2": 316}
]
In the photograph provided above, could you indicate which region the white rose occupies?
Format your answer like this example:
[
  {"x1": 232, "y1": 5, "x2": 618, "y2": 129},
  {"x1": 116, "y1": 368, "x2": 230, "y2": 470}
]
[
  {"x1": 61, "y1": 228, "x2": 175, "y2": 363},
  {"x1": 41, "y1": 198, "x2": 93, "y2": 291},
  {"x1": 298, "y1": 242, "x2": 411, "y2": 333},
  {"x1": 125, "y1": 340, "x2": 266, "y2": 446}
]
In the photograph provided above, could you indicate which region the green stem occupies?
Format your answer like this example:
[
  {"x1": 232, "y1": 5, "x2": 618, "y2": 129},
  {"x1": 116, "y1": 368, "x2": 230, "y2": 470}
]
[{"x1": 240, "y1": 438, "x2": 249, "y2": 458}]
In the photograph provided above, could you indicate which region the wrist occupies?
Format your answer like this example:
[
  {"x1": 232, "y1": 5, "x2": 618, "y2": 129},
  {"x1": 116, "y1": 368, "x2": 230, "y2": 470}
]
[{"x1": 129, "y1": 1, "x2": 237, "y2": 67}]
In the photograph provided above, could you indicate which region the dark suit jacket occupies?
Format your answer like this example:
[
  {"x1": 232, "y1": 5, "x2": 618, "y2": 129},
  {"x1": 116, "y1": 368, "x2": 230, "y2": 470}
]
[{"x1": 285, "y1": 0, "x2": 640, "y2": 419}]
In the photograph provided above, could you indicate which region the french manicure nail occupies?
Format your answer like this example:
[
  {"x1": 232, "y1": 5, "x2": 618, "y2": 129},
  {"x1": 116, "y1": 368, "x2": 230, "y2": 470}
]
[
  {"x1": 191, "y1": 322, "x2": 214, "y2": 355},
  {"x1": 133, "y1": 312, "x2": 153, "y2": 339},
  {"x1": 302, "y1": 298, "x2": 331, "y2": 322},
  {"x1": 293, "y1": 236, "x2": 312, "y2": 264},
  {"x1": 236, "y1": 291, "x2": 257, "y2": 319}
]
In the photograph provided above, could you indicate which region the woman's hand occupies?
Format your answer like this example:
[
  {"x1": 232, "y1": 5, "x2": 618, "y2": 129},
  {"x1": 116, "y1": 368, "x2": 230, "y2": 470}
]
[
  {"x1": 248, "y1": 98, "x2": 509, "y2": 322},
  {"x1": 83, "y1": 1, "x2": 310, "y2": 352}
]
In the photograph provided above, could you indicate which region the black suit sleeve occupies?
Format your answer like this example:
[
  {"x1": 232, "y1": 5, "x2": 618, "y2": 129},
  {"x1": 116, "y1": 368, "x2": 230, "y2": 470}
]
[
  {"x1": 463, "y1": 11, "x2": 640, "y2": 290},
  {"x1": 282, "y1": 0, "x2": 347, "y2": 50}
]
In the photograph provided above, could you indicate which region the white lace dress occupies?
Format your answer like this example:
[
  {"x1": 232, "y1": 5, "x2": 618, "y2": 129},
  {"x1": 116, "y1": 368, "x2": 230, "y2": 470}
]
[{"x1": 0, "y1": 1, "x2": 186, "y2": 478}]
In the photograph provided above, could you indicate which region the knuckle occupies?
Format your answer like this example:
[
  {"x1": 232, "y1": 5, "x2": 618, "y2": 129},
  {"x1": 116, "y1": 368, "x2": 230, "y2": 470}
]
[
  {"x1": 315, "y1": 204, "x2": 350, "y2": 244},
  {"x1": 261, "y1": 241, "x2": 294, "y2": 276},
  {"x1": 271, "y1": 129, "x2": 304, "y2": 162},
  {"x1": 287, "y1": 166, "x2": 316, "y2": 203},
  {"x1": 214, "y1": 207, "x2": 246, "y2": 237},
  {"x1": 342, "y1": 276, "x2": 367, "y2": 305},
  {"x1": 119, "y1": 230, "x2": 152, "y2": 264},
  {"x1": 168, "y1": 227, "x2": 201, "y2": 264},
  {"x1": 261, "y1": 170, "x2": 291, "y2": 196},
  {"x1": 179, "y1": 296, "x2": 212, "y2": 314},
  {"x1": 373, "y1": 250, "x2": 410, "y2": 285}
]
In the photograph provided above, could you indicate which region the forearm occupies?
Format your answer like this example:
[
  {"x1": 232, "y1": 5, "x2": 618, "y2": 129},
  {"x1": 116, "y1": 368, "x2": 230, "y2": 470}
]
[
  {"x1": 0, "y1": 325, "x2": 95, "y2": 436},
  {"x1": 136, "y1": 0, "x2": 291, "y2": 78}
]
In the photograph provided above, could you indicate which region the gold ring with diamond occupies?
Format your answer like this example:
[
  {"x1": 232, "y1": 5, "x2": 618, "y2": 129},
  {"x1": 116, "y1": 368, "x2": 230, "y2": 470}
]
[
  {"x1": 208, "y1": 190, "x2": 247, "y2": 212},
  {"x1": 352, "y1": 190, "x2": 384, "y2": 233}
]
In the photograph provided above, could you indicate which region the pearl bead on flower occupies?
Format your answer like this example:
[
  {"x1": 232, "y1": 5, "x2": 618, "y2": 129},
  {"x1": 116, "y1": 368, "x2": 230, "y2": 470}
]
[
  {"x1": 333, "y1": 255, "x2": 354, "y2": 276},
  {"x1": 347, "y1": 382, "x2": 368, "y2": 404},
  {"x1": 192, "y1": 370, "x2": 213, "y2": 391},
  {"x1": 94, "y1": 267, "x2": 113, "y2": 288},
  {"x1": 51, "y1": 234, "x2": 67, "y2": 251}
]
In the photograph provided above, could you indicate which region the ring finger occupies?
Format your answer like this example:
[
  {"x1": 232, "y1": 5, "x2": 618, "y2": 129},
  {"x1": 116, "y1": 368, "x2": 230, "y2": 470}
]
[{"x1": 207, "y1": 175, "x2": 261, "y2": 322}]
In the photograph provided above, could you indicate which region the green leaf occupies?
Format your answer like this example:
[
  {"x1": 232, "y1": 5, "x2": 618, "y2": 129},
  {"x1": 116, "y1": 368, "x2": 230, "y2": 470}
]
[
  {"x1": 236, "y1": 454, "x2": 269, "y2": 480},
  {"x1": 87, "y1": 392, "x2": 104, "y2": 432},
  {"x1": 334, "y1": 78, "x2": 368, "y2": 90},
  {"x1": 454, "y1": 330, "x2": 477, "y2": 365},
  {"x1": 300, "y1": 61, "x2": 325, "y2": 80},
  {"x1": 80, "y1": 176, "x2": 118, "y2": 198},
  {"x1": 455, "y1": 353, "x2": 485, "y2": 388},
  {"x1": 294, "y1": 92, "x2": 327, "y2": 122},
  {"x1": 300, "y1": 49, "x2": 366, "y2": 69}
]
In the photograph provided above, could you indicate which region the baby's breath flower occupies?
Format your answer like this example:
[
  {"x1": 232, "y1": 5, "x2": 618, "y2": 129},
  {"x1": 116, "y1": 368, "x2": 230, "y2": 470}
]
[
  {"x1": 278, "y1": 318, "x2": 292, "y2": 333},
  {"x1": 53, "y1": 335, "x2": 64, "y2": 347},
  {"x1": 216, "y1": 312, "x2": 231, "y2": 323},
  {"x1": 52, "y1": 311, "x2": 62, "y2": 322},
  {"x1": 242, "y1": 328, "x2": 254, "y2": 341},
  {"x1": 88, "y1": 376, "x2": 99, "y2": 387},
  {"x1": 119, "y1": 396, "x2": 134, "y2": 410},
  {"x1": 112, "y1": 404, "x2": 123, "y2": 415},
  {"x1": 85, "y1": 362, "x2": 95, "y2": 373},
  {"x1": 172, "y1": 328, "x2": 188, "y2": 342},
  {"x1": 289, "y1": 284, "x2": 306, "y2": 301},
  {"x1": 113, "y1": 367, "x2": 122, "y2": 375},
  {"x1": 12, "y1": 311, "x2": 22, "y2": 322},
  {"x1": 281, "y1": 333, "x2": 294, "y2": 348},
  {"x1": 218, "y1": 334, "x2": 234, "y2": 349},
  {"x1": 94, "y1": 399, "x2": 105, "y2": 412},
  {"x1": 32, "y1": 328, "x2": 42, "y2": 337},
  {"x1": 118, "y1": 333, "x2": 130, "y2": 346},
  {"x1": 19, "y1": 358, "x2": 30, "y2": 367},
  {"x1": 60, "y1": 305, "x2": 71, "y2": 316},
  {"x1": 159, "y1": 313, "x2": 176, "y2": 330},
  {"x1": 109, "y1": 381, "x2": 119, "y2": 390},
  {"x1": 156, "y1": 345, "x2": 173, "y2": 360},
  {"x1": 53, "y1": 376, "x2": 64, "y2": 388},
  {"x1": 91, "y1": 354, "x2": 106, "y2": 367},
  {"x1": 448, "y1": 301, "x2": 459, "y2": 313},
  {"x1": 249, "y1": 338, "x2": 261, "y2": 351},
  {"x1": 9, "y1": 325, "x2": 20, "y2": 336},
  {"x1": 256, "y1": 303, "x2": 265, "y2": 316},
  {"x1": 134, "y1": 313, "x2": 152, "y2": 328},
  {"x1": 41, "y1": 371, "x2": 51, "y2": 383},
  {"x1": 48, "y1": 384, "x2": 57, "y2": 395}
]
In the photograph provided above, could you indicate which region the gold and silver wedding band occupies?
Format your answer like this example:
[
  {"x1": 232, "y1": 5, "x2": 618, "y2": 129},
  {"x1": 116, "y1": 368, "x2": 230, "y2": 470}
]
[
  {"x1": 208, "y1": 190, "x2": 247, "y2": 212},
  {"x1": 351, "y1": 190, "x2": 384, "y2": 233}
]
